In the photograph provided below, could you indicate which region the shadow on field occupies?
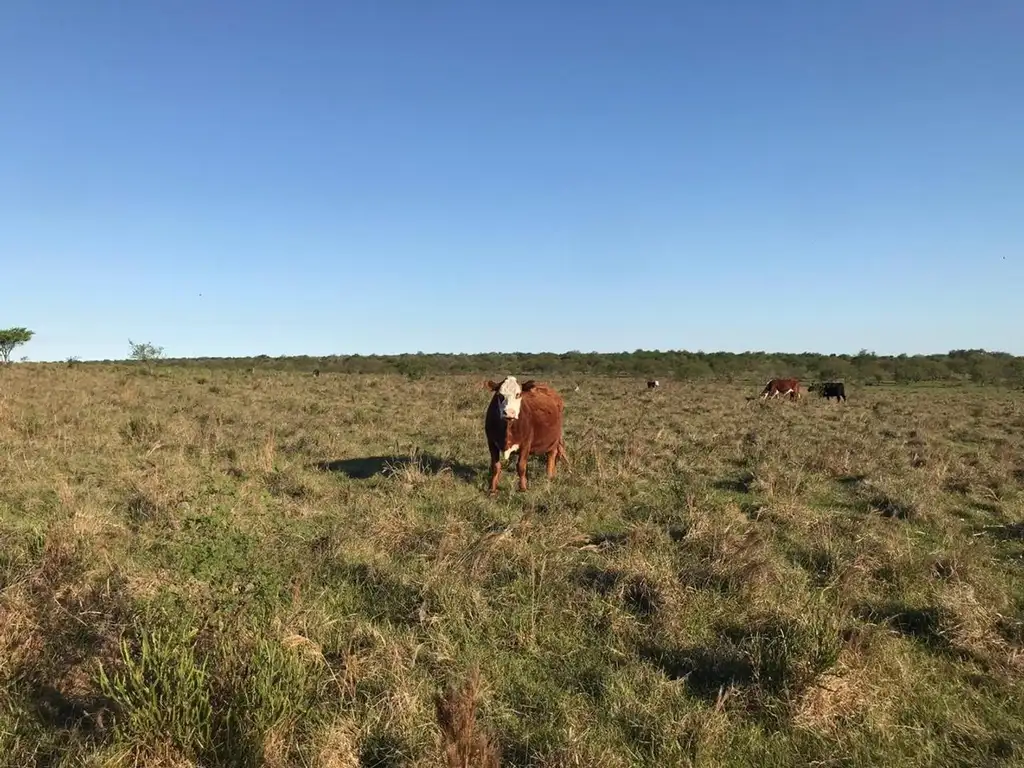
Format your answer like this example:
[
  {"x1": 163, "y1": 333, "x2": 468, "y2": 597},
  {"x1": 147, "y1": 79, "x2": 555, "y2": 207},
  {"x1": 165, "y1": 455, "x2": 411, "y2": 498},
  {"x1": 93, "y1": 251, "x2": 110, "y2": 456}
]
[
  {"x1": 832, "y1": 475, "x2": 916, "y2": 520},
  {"x1": 576, "y1": 564, "x2": 624, "y2": 595},
  {"x1": 30, "y1": 683, "x2": 115, "y2": 733},
  {"x1": 862, "y1": 492, "x2": 916, "y2": 520},
  {"x1": 835, "y1": 473, "x2": 868, "y2": 486},
  {"x1": 314, "y1": 454, "x2": 478, "y2": 483},
  {"x1": 853, "y1": 603, "x2": 967, "y2": 659},
  {"x1": 3, "y1": 536, "x2": 134, "y2": 761},
  {"x1": 976, "y1": 522, "x2": 1024, "y2": 541},
  {"x1": 639, "y1": 645, "x2": 755, "y2": 698},
  {"x1": 638, "y1": 614, "x2": 840, "y2": 727},
  {"x1": 359, "y1": 731, "x2": 410, "y2": 767},
  {"x1": 713, "y1": 472, "x2": 755, "y2": 494}
]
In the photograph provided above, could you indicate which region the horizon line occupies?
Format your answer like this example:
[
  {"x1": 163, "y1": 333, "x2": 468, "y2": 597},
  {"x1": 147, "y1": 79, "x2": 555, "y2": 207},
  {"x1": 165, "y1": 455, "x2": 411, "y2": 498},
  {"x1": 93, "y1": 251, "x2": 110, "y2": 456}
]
[{"x1": 15, "y1": 346, "x2": 1021, "y2": 364}]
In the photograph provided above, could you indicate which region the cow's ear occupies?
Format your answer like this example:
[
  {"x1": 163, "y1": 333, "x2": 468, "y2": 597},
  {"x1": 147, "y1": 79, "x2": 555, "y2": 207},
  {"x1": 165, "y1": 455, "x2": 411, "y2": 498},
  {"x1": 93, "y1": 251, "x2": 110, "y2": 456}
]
[
  {"x1": 521, "y1": 380, "x2": 536, "y2": 392},
  {"x1": 485, "y1": 380, "x2": 499, "y2": 392}
]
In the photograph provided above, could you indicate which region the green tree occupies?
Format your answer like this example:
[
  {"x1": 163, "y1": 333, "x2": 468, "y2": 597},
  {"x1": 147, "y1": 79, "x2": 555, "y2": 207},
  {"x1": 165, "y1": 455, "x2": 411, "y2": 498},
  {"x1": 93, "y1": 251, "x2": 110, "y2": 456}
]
[
  {"x1": 128, "y1": 339, "x2": 165, "y2": 362},
  {"x1": 0, "y1": 327, "x2": 34, "y2": 364}
]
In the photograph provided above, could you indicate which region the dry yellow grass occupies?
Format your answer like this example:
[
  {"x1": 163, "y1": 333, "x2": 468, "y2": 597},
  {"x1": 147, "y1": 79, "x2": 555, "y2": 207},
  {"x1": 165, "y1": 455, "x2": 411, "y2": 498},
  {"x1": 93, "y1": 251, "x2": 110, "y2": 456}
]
[{"x1": 0, "y1": 363, "x2": 1022, "y2": 766}]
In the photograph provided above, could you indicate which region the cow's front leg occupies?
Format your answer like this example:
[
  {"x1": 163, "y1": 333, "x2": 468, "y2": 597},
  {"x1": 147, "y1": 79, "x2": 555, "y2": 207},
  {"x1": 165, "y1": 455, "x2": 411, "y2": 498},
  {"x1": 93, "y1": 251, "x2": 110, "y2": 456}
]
[
  {"x1": 516, "y1": 449, "x2": 529, "y2": 492},
  {"x1": 545, "y1": 448, "x2": 558, "y2": 478},
  {"x1": 488, "y1": 445, "x2": 502, "y2": 495}
]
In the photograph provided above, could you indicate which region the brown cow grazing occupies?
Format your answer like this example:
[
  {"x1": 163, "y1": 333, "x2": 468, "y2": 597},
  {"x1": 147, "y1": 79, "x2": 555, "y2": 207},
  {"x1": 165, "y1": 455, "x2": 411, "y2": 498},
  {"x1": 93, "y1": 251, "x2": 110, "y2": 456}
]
[
  {"x1": 760, "y1": 377, "x2": 801, "y2": 400},
  {"x1": 484, "y1": 376, "x2": 568, "y2": 494}
]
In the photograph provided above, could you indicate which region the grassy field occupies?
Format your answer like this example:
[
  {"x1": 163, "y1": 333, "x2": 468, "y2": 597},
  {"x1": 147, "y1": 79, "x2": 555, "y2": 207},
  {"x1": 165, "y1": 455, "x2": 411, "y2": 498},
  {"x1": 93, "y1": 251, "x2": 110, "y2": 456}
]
[{"x1": 1, "y1": 365, "x2": 1022, "y2": 767}]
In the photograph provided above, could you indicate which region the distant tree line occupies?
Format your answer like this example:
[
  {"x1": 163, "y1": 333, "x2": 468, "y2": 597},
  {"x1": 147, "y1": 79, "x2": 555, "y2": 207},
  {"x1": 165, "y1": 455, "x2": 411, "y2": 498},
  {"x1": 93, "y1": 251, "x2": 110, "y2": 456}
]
[{"x1": 81, "y1": 348, "x2": 1024, "y2": 386}]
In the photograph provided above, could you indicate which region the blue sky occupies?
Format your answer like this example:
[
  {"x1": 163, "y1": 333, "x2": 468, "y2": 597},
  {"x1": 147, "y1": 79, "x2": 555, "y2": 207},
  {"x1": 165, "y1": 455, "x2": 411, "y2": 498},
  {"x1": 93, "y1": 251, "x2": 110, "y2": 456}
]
[{"x1": 1, "y1": 1, "x2": 1021, "y2": 361}]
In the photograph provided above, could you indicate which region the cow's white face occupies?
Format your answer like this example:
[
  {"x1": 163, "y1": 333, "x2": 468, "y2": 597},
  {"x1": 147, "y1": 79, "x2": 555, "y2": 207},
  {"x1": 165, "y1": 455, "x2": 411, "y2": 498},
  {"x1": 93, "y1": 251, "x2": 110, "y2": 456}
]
[{"x1": 495, "y1": 376, "x2": 524, "y2": 420}]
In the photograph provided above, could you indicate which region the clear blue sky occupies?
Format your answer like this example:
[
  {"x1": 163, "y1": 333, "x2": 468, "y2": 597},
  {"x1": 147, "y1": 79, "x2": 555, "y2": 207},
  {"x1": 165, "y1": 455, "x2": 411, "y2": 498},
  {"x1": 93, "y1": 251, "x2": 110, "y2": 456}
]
[{"x1": 2, "y1": 1, "x2": 1021, "y2": 361}]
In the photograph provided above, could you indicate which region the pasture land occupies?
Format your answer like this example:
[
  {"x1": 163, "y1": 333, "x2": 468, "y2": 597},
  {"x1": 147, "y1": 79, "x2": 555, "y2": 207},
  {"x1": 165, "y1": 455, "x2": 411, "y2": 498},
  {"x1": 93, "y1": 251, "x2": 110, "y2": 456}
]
[{"x1": 1, "y1": 365, "x2": 1023, "y2": 767}]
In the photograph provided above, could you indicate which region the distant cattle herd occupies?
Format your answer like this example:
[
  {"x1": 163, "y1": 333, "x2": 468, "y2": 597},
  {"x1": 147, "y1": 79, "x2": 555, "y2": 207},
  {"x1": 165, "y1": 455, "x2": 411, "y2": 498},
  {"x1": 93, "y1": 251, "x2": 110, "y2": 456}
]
[
  {"x1": 308, "y1": 369, "x2": 843, "y2": 493},
  {"x1": 475, "y1": 373, "x2": 843, "y2": 494}
]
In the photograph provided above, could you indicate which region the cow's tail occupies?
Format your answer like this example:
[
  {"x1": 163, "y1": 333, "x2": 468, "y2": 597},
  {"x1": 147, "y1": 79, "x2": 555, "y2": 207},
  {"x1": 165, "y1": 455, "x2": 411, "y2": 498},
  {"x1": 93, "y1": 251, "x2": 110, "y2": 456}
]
[{"x1": 557, "y1": 438, "x2": 573, "y2": 473}]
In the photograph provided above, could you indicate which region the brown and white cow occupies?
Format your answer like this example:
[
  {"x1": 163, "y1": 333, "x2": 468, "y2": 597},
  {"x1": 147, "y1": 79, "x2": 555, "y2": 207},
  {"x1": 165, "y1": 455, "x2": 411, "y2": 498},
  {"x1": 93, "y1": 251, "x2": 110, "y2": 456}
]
[
  {"x1": 760, "y1": 377, "x2": 801, "y2": 400},
  {"x1": 484, "y1": 376, "x2": 568, "y2": 494}
]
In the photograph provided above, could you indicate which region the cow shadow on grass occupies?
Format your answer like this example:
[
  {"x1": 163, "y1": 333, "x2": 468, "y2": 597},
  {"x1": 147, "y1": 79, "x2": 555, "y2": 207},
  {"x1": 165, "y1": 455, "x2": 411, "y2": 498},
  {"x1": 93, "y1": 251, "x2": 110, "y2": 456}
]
[{"x1": 314, "y1": 454, "x2": 479, "y2": 483}]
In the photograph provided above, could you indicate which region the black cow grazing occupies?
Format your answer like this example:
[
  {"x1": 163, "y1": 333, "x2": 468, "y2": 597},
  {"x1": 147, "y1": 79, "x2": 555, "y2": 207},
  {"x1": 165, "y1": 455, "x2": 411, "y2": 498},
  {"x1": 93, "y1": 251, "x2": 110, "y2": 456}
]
[
  {"x1": 647, "y1": 380, "x2": 660, "y2": 389},
  {"x1": 313, "y1": 369, "x2": 320, "y2": 377},
  {"x1": 815, "y1": 381, "x2": 846, "y2": 402}
]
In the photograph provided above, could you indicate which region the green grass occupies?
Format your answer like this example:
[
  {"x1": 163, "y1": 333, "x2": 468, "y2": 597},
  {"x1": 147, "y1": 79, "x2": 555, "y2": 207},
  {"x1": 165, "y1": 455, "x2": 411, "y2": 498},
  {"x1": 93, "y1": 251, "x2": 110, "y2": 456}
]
[{"x1": 1, "y1": 365, "x2": 1022, "y2": 767}]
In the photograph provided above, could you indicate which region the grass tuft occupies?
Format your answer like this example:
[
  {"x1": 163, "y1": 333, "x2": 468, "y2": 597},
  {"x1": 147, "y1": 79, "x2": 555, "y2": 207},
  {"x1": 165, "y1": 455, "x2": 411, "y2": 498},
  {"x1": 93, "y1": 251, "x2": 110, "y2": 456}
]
[{"x1": 435, "y1": 665, "x2": 501, "y2": 768}]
